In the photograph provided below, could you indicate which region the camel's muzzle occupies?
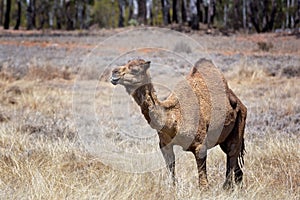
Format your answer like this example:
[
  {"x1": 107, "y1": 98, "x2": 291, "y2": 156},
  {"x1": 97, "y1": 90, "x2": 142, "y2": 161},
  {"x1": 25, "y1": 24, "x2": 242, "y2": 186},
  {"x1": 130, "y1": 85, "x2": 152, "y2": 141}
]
[
  {"x1": 110, "y1": 76, "x2": 120, "y2": 85},
  {"x1": 111, "y1": 68, "x2": 121, "y2": 85}
]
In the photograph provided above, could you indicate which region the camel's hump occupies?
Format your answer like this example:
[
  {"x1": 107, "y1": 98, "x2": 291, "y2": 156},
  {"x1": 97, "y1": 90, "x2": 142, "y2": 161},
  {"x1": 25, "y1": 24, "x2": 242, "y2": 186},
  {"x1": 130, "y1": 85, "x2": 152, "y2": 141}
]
[
  {"x1": 190, "y1": 58, "x2": 215, "y2": 75},
  {"x1": 195, "y1": 58, "x2": 214, "y2": 68}
]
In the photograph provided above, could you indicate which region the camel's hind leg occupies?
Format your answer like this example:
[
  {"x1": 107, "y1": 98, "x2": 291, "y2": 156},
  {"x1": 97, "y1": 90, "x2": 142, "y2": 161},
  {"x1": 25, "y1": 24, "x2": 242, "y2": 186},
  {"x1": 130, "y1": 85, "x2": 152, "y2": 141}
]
[
  {"x1": 221, "y1": 150, "x2": 243, "y2": 190},
  {"x1": 220, "y1": 109, "x2": 247, "y2": 190}
]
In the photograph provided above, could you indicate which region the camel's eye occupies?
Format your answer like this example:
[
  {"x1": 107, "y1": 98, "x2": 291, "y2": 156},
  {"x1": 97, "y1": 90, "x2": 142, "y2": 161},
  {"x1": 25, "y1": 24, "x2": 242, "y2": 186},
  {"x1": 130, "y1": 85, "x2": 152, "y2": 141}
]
[{"x1": 129, "y1": 65, "x2": 140, "y2": 74}]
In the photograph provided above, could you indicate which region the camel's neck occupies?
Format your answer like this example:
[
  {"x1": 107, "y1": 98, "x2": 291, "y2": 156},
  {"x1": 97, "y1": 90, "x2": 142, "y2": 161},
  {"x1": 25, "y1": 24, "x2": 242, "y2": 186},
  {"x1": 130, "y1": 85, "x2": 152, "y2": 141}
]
[{"x1": 131, "y1": 83, "x2": 160, "y2": 124}]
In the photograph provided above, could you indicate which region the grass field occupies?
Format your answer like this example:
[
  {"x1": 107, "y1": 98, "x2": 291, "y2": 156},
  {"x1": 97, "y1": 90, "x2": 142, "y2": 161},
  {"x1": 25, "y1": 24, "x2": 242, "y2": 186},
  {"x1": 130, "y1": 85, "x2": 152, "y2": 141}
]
[{"x1": 0, "y1": 29, "x2": 299, "y2": 199}]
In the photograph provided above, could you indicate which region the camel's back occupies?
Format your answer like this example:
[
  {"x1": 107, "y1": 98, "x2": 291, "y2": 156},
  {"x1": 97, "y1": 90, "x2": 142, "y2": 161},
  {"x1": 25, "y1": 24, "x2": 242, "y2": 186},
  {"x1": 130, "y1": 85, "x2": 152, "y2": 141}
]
[{"x1": 186, "y1": 59, "x2": 233, "y2": 127}]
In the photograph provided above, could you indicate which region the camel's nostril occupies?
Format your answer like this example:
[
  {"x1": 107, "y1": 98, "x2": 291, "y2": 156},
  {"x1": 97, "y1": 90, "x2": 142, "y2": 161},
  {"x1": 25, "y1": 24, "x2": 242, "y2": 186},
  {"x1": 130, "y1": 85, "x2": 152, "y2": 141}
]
[{"x1": 112, "y1": 68, "x2": 119, "y2": 74}]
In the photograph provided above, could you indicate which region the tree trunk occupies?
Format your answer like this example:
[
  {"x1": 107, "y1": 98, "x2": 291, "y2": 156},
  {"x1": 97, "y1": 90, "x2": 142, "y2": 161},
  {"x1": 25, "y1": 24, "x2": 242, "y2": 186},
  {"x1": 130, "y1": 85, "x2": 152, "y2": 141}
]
[
  {"x1": 145, "y1": 0, "x2": 153, "y2": 24},
  {"x1": 84, "y1": 2, "x2": 91, "y2": 29},
  {"x1": 27, "y1": 0, "x2": 36, "y2": 30},
  {"x1": 161, "y1": 0, "x2": 171, "y2": 25},
  {"x1": 173, "y1": 0, "x2": 178, "y2": 23},
  {"x1": 210, "y1": 0, "x2": 216, "y2": 25},
  {"x1": 14, "y1": 0, "x2": 21, "y2": 30},
  {"x1": 55, "y1": 0, "x2": 63, "y2": 29},
  {"x1": 4, "y1": 0, "x2": 11, "y2": 29},
  {"x1": 32, "y1": 0, "x2": 36, "y2": 28},
  {"x1": 262, "y1": 0, "x2": 277, "y2": 32},
  {"x1": 49, "y1": 4, "x2": 54, "y2": 28},
  {"x1": 138, "y1": 0, "x2": 146, "y2": 24},
  {"x1": 296, "y1": 0, "x2": 300, "y2": 26},
  {"x1": 267, "y1": 0, "x2": 277, "y2": 31},
  {"x1": 204, "y1": 2, "x2": 208, "y2": 24},
  {"x1": 291, "y1": 0, "x2": 295, "y2": 28},
  {"x1": 262, "y1": 0, "x2": 267, "y2": 30},
  {"x1": 243, "y1": 0, "x2": 247, "y2": 30},
  {"x1": 233, "y1": 0, "x2": 240, "y2": 30},
  {"x1": 207, "y1": 0, "x2": 212, "y2": 28},
  {"x1": 181, "y1": 0, "x2": 187, "y2": 23},
  {"x1": 0, "y1": 0, "x2": 4, "y2": 25},
  {"x1": 77, "y1": 0, "x2": 84, "y2": 29},
  {"x1": 189, "y1": 0, "x2": 199, "y2": 30},
  {"x1": 173, "y1": 0, "x2": 184, "y2": 23},
  {"x1": 118, "y1": 0, "x2": 125, "y2": 27},
  {"x1": 223, "y1": 3, "x2": 228, "y2": 28},
  {"x1": 65, "y1": 0, "x2": 75, "y2": 30},
  {"x1": 196, "y1": 0, "x2": 202, "y2": 23},
  {"x1": 249, "y1": 1, "x2": 261, "y2": 32},
  {"x1": 286, "y1": 0, "x2": 290, "y2": 28}
]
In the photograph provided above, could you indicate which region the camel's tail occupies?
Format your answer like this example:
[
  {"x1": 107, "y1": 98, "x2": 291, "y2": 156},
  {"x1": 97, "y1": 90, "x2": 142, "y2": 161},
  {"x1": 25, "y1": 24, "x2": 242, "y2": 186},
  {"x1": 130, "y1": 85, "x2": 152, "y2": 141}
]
[{"x1": 238, "y1": 138, "x2": 246, "y2": 169}]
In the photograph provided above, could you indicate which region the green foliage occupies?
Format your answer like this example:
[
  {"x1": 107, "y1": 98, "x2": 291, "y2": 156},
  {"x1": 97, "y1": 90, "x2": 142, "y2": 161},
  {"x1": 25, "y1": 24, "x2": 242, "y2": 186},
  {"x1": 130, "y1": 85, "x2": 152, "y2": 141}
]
[
  {"x1": 128, "y1": 19, "x2": 138, "y2": 26},
  {"x1": 91, "y1": 0, "x2": 118, "y2": 28}
]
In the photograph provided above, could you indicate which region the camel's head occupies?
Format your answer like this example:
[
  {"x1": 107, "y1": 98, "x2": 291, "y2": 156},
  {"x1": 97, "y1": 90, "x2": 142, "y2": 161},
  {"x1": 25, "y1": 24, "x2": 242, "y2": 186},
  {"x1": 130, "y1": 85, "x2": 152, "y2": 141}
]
[{"x1": 111, "y1": 59, "x2": 151, "y2": 90}]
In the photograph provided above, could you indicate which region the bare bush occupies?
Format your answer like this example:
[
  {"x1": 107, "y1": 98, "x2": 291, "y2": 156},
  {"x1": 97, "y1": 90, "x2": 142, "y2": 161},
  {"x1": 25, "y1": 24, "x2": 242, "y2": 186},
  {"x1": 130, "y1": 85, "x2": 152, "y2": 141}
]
[
  {"x1": 257, "y1": 41, "x2": 273, "y2": 52},
  {"x1": 25, "y1": 65, "x2": 73, "y2": 81}
]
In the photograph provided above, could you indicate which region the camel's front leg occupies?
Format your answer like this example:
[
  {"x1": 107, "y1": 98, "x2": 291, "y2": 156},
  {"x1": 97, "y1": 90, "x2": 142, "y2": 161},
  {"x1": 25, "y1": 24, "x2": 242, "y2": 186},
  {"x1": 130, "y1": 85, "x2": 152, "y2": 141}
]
[
  {"x1": 159, "y1": 141, "x2": 176, "y2": 185},
  {"x1": 193, "y1": 145, "x2": 209, "y2": 188}
]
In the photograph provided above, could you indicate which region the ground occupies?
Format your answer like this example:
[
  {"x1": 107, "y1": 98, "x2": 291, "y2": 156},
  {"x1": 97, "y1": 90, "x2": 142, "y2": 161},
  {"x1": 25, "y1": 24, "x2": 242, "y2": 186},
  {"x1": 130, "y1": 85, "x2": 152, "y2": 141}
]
[{"x1": 0, "y1": 28, "x2": 299, "y2": 199}]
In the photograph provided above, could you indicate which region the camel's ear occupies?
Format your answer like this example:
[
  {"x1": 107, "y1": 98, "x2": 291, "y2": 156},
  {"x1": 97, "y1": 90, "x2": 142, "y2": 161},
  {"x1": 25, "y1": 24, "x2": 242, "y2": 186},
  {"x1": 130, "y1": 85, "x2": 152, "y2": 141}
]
[{"x1": 143, "y1": 61, "x2": 151, "y2": 70}]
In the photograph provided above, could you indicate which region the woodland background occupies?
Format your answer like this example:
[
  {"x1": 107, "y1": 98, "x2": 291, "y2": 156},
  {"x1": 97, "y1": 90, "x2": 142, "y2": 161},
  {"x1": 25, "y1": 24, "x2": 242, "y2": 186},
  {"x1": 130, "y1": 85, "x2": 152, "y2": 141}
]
[{"x1": 1, "y1": 0, "x2": 300, "y2": 33}]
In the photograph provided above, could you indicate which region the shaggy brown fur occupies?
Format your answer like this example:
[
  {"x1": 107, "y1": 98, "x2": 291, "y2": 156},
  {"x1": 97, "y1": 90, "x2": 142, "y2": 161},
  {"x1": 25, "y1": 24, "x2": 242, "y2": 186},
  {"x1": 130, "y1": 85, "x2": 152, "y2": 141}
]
[{"x1": 110, "y1": 59, "x2": 247, "y2": 189}]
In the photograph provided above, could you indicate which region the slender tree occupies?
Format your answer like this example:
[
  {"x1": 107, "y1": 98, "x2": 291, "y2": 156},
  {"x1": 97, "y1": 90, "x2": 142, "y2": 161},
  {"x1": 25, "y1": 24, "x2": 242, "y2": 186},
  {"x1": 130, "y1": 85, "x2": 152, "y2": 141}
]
[
  {"x1": 296, "y1": 0, "x2": 300, "y2": 26},
  {"x1": 65, "y1": 0, "x2": 75, "y2": 30},
  {"x1": 0, "y1": 0, "x2": 3, "y2": 25},
  {"x1": 249, "y1": 0, "x2": 277, "y2": 33},
  {"x1": 138, "y1": 0, "x2": 146, "y2": 24},
  {"x1": 223, "y1": 1, "x2": 228, "y2": 28},
  {"x1": 4, "y1": 0, "x2": 11, "y2": 29},
  {"x1": 55, "y1": 0, "x2": 63, "y2": 29},
  {"x1": 118, "y1": 0, "x2": 125, "y2": 27},
  {"x1": 172, "y1": 0, "x2": 188, "y2": 24},
  {"x1": 242, "y1": 0, "x2": 246, "y2": 30},
  {"x1": 286, "y1": 0, "x2": 290, "y2": 28},
  {"x1": 14, "y1": 0, "x2": 22, "y2": 30},
  {"x1": 190, "y1": 0, "x2": 199, "y2": 30},
  {"x1": 27, "y1": 0, "x2": 36, "y2": 29},
  {"x1": 173, "y1": 0, "x2": 178, "y2": 23},
  {"x1": 161, "y1": 0, "x2": 171, "y2": 25}
]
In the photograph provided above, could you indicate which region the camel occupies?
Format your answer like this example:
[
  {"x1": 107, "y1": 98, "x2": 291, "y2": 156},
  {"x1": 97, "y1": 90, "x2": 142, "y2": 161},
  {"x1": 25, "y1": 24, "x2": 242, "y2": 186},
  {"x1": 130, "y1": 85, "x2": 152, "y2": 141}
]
[{"x1": 110, "y1": 59, "x2": 247, "y2": 189}]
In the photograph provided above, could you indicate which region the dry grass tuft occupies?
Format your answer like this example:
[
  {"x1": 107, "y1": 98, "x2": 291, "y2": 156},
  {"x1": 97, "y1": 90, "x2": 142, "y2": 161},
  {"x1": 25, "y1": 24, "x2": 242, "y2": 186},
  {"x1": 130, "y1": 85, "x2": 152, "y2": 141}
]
[
  {"x1": 280, "y1": 65, "x2": 300, "y2": 78},
  {"x1": 173, "y1": 41, "x2": 192, "y2": 54},
  {"x1": 25, "y1": 65, "x2": 73, "y2": 81},
  {"x1": 0, "y1": 62, "x2": 74, "y2": 81}
]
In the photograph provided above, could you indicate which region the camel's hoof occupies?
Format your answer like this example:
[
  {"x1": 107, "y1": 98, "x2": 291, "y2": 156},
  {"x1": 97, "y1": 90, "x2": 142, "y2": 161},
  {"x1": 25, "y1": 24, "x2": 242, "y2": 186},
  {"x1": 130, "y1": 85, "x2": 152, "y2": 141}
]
[
  {"x1": 199, "y1": 180, "x2": 209, "y2": 190},
  {"x1": 222, "y1": 181, "x2": 233, "y2": 191},
  {"x1": 199, "y1": 184, "x2": 210, "y2": 191}
]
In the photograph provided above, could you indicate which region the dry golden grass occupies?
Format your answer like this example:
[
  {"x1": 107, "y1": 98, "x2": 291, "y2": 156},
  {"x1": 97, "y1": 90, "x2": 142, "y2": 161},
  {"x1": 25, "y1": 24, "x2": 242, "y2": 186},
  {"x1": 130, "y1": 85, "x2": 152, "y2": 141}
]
[
  {"x1": 0, "y1": 65, "x2": 299, "y2": 199},
  {"x1": 0, "y1": 127, "x2": 298, "y2": 199}
]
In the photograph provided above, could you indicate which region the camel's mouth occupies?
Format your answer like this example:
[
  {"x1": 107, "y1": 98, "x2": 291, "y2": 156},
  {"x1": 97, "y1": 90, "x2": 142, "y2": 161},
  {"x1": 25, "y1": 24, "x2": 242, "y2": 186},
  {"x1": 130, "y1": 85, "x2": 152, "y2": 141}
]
[{"x1": 110, "y1": 76, "x2": 120, "y2": 85}]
